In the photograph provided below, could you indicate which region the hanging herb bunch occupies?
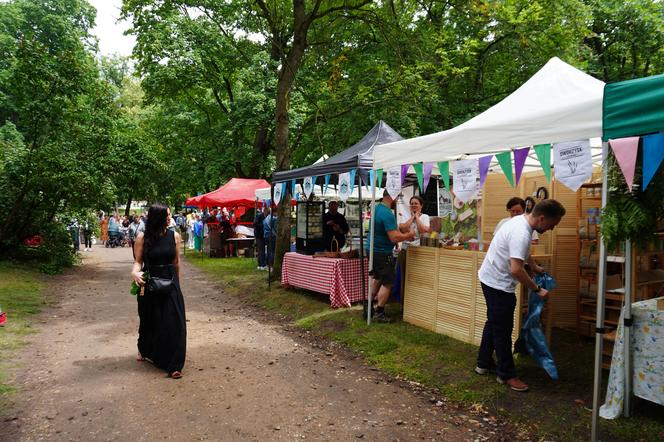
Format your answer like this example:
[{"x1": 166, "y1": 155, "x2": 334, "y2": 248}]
[{"x1": 601, "y1": 146, "x2": 664, "y2": 250}]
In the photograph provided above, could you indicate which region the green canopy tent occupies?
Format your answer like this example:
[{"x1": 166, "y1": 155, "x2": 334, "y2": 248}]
[{"x1": 591, "y1": 73, "x2": 664, "y2": 441}]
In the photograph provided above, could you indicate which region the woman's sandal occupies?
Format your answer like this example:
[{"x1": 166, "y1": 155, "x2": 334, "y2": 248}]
[
  {"x1": 136, "y1": 353, "x2": 146, "y2": 362},
  {"x1": 169, "y1": 371, "x2": 183, "y2": 379}
]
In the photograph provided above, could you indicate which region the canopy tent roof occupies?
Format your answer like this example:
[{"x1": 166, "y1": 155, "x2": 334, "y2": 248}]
[
  {"x1": 185, "y1": 178, "x2": 270, "y2": 208},
  {"x1": 603, "y1": 72, "x2": 664, "y2": 140},
  {"x1": 373, "y1": 57, "x2": 605, "y2": 170},
  {"x1": 273, "y1": 120, "x2": 403, "y2": 183}
]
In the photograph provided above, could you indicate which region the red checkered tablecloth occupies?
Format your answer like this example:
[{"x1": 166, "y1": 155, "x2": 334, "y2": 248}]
[{"x1": 281, "y1": 252, "x2": 368, "y2": 308}]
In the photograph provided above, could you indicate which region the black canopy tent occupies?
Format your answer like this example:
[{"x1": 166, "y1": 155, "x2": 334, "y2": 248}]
[{"x1": 270, "y1": 120, "x2": 404, "y2": 306}]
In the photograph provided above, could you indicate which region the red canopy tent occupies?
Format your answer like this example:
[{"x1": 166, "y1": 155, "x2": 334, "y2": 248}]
[{"x1": 184, "y1": 178, "x2": 270, "y2": 209}]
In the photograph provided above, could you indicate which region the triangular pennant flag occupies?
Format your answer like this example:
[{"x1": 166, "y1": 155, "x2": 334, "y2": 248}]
[
  {"x1": 369, "y1": 169, "x2": 375, "y2": 194},
  {"x1": 291, "y1": 179, "x2": 296, "y2": 198},
  {"x1": 423, "y1": 163, "x2": 434, "y2": 193},
  {"x1": 413, "y1": 163, "x2": 424, "y2": 192},
  {"x1": 495, "y1": 151, "x2": 514, "y2": 187},
  {"x1": 643, "y1": 133, "x2": 664, "y2": 190},
  {"x1": 376, "y1": 169, "x2": 384, "y2": 188},
  {"x1": 324, "y1": 174, "x2": 330, "y2": 195},
  {"x1": 534, "y1": 144, "x2": 552, "y2": 182},
  {"x1": 609, "y1": 137, "x2": 639, "y2": 192},
  {"x1": 400, "y1": 164, "x2": 409, "y2": 187},
  {"x1": 303, "y1": 176, "x2": 314, "y2": 198},
  {"x1": 437, "y1": 162, "x2": 449, "y2": 191},
  {"x1": 479, "y1": 155, "x2": 492, "y2": 188},
  {"x1": 349, "y1": 168, "x2": 356, "y2": 194},
  {"x1": 514, "y1": 146, "x2": 530, "y2": 186},
  {"x1": 273, "y1": 182, "x2": 284, "y2": 205}
]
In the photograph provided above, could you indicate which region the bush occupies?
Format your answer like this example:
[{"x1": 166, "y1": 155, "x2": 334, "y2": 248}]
[{"x1": 12, "y1": 221, "x2": 78, "y2": 274}]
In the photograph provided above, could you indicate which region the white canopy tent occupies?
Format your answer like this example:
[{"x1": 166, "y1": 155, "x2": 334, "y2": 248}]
[{"x1": 373, "y1": 57, "x2": 605, "y2": 169}]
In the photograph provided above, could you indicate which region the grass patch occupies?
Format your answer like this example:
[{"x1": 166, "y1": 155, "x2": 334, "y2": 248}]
[
  {"x1": 186, "y1": 252, "x2": 664, "y2": 441},
  {"x1": 0, "y1": 261, "x2": 46, "y2": 414}
]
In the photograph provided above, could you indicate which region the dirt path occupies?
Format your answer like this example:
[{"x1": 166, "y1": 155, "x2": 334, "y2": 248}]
[{"x1": 3, "y1": 245, "x2": 497, "y2": 441}]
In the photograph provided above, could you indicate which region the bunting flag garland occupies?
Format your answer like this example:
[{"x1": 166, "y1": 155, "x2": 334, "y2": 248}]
[
  {"x1": 349, "y1": 168, "x2": 356, "y2": 194},
  {"x1": 303, "y1": 176, "x2": 314, "y2": 198},
  {"x1": 479, "y1": 155, "x2": 492, "y2": 188},
  {"x1": 400, "y1": 164, "x2": 410, "y2": 187},
  {"x1": 553, "y1": 139, "x2": 592, "y2": 192},
  {"x1": 386, "y1": 166, "x2": 402, "y2": 199},
  {"x1": 495, "y1": 151, "x2": 514, "y2": 188},
  {"x1": 534, "y1": 144, "x2": 552, "y2": 182},
  {"x1": 453, "y1": 159, "x2": 478, "y2": 202},
  {"x1": 642, "y1": 133, "x2": 664, "y2": 190},
  {"x1": 324, "y1": 174, "x2": 330, "y2": 195},
  {"x1": 413, "y1": 163, "x2": 424, "y2": 192},
  {"x1": 513, "y1": 146, "x2": 530, "y2": 187},
  {"x1": 437, "y1": 161, "x2": 450, "y2": 191},
  {"x1": 423, "y1": 163, "x2": 433, "y2": 193},
  {"x1": 609, "y1": 137, "x2": 639, "y2": 192},
  {"x1": 376, "y1": 169, "x2": 384, "y2": 189},
  {"x1": 338, "y1": 172, "x2": 351, "y2": 202}
]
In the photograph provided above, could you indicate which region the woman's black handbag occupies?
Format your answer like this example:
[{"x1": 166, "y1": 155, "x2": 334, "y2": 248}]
[{"x1": 145, "y1": 264, "x2": 174, "y2": 295}]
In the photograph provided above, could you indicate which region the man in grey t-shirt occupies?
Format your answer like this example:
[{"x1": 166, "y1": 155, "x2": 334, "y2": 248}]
[{"x1": 475, "y1": 199, "x2": 566, "y2": 392}]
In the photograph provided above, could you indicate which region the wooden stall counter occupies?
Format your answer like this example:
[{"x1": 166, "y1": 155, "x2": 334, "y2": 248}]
[{"x1": 403, "y1": 246, "x2": 523, "y2": 346}]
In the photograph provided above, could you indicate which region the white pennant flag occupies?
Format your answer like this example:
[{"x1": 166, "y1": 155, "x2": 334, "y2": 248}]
[
  {"x1": 303, "y1": 176, "x2": 314, "y2": 198},
  {"x1": 338, "y1": 172, "x2": 351, "y2": 202},
  {"x1": 453, "y1": 159, "x2": 478, "y2": 203},
  {"x1": 553, "y1": 140, "x2": 592, "y2": 192},
  {"x1": 273, "y1": 182, "x2": 284, "y2": 205},
  {"x1": 385, "y1": 166, "x2": 402, "y2": 199}
]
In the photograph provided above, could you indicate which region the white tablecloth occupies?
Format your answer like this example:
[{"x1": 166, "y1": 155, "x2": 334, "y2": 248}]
[{"x1": 600, "y1": 297, "x2": 664, "y2": 419}]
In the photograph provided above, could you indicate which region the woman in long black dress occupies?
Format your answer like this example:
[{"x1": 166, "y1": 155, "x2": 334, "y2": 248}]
[{"x1": 131, "y1": 204, "x2": 187, "y2": 379}]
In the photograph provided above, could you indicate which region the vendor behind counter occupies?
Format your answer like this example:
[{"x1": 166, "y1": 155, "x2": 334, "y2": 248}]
[
  {"x1": 396, "y1": 195, "x2": 430, "y2": 301},
  {"x1": 323, "y1": 201, "x2": 349, "y2": 251}
]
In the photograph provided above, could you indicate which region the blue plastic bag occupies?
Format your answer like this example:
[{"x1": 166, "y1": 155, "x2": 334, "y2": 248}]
[{"x1": 516, "y1": 272, "x2": 559, "y2": 380}]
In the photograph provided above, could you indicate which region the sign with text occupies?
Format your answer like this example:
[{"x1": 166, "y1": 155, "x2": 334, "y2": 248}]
[
  {"x1": 554, "y1": 140, "x2": 592, "y2": 192},
  {"x1": 453, "y1": 159, "x2": 478, "y2": 203}
]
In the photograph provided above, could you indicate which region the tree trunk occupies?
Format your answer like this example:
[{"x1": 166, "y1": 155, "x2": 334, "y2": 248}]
[{"x1": 125, "y1": 197, "x2": 132, "y2": 217}]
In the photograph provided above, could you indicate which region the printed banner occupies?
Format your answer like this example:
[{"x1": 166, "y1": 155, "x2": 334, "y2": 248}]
[
  {"x1": 514, "y1": 146, "x2": 530, "y2": 186},
  {"x1": 479, "y1": 155, "x2": 492, "y2": 188},
  {"x1": 553, "y1": 139, "x2": 593, "y2": 192},
  {"x1": 534, "y1": 144, "x2": 552, "y2": 182},
  {"x1": 453, "y1": 159, "x2": 478, "y2": 203},
  {"x1": 273, "y1": 182, "x2": 284, "y2": 205},
  {"x1": 609, "y1": 137, "x2": 639, "y2": 192},
  {"x1": 303, "y1": 176, "x2": 314, "y2": 198},
  {"x1": 643, "y1": 133, "x2": 664, "y2": 190},
  {"x1": 338, "y1": 172, "x2": 351, "y2": 202},
  {"x1": 385, "y1": 166, "x2": 402, "y2": 199},
  {"x1": 438, "y1": 186, "x2": 453, "y2": 217},
  {"x1": 423, "y1": 163, "x2": 434, "y2": 193}
]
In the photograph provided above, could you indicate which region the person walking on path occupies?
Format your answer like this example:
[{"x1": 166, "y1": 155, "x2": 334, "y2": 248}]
[
  {"x1": 193, "y1": 214, "x2": 203, "y2": 252},
  {"x1": 475, "y1": 199, "x2": 565, "y2": 392},
  {"x1": 131, "y1": 204, "x2": 187, "y2": 379},
  {"x1": 365, "y1": 190, "x2": 415, "y2": 322}
]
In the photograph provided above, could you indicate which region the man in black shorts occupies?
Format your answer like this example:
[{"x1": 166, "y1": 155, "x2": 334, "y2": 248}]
[{"x1": 366, "y1": 190, "x2": 415, "y2": 322}]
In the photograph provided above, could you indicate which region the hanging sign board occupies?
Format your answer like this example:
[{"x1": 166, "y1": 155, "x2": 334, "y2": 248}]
[
  {"x1": 385, "y1": 166, "x2": 402, "y2": 199},
  {"x1": 303, "y1": 176, "x2": 314, "y2": 199},
  {"x1": 553, "y1": 140, "x2": 592, "y2": 192},
  {"x1": 453, "y1": 159, "x2": 478, "y2": 203},
  {"x1": 438, "y1": 187, "x2": 453, "y2": 217},
  {"x1": 338, "y1": 172, "x2": 351, "y2": 202}
]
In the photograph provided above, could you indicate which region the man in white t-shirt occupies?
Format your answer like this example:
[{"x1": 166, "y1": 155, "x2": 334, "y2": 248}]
[
  {"x1": 475, "y1": 199, "x2": 566, "y2": 392},
  {"x1": 493, "y1": 197, "x2": 539, "y2": 243}
]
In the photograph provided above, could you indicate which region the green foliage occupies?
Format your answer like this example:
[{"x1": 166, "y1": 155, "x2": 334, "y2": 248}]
[{"x1": 602, "y1": 152, "x2": 664, "y2": 249}]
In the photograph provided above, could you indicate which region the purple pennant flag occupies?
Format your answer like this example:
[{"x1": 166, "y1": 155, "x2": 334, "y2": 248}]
[
  {"x1": 479, "y1": 155, "x2": 492, "y2": 188},
  {"x1": 514, "y1": 146, "x2": 530, "y2": 186},
  {"x1": 400, "y1": 164, "x2": 410, "y2": 187},
  {"x1": 423, "y1": 163, "x2": 434, "y2": 193}
]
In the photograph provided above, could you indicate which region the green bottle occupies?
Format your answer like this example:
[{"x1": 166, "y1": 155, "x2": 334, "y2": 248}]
[{"x1": 130, "y1": 271, "x2": 149, "y2": 296}]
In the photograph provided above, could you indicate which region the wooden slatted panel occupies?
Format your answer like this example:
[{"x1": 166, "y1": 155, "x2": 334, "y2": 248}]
[
  {"x1": 481, "y1": 173, "x2": 519, "y2": 243},
  {"x1": 521, "y1": 171, "x2": 554, "y2": 253},
  {"x1": 435, "y1": 250, "x2": 476, "y2": 342},
  {"x1": 551, "y1": 176, "x2": 579, "y2": 329},
  {"x1": 403, "y1": 247, "x2": 439, "y2": 331}
]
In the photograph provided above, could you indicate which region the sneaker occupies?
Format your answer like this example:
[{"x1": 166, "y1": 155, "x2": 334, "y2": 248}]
[
  {"x1": 497, "y1": 376, "x2": 529, "y2": 392},
  {"x1": 373, "y1": 311, "x2": 391, "y2": 323},
  {"x1": 474, "y1": 366, "x2": 489, "y2": 375}
]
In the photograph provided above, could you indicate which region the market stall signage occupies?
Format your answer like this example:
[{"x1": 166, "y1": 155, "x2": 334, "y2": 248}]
[
  {"x1": 438, "y1": 187, "x2": 453, "y2": 217},
  {"x1": 274, "y1": 182, "x2": 285, "y2": 204},
  {"x1": 453, "y1": 159, "x2": 478, "y2": 203},
  {"x1": 385, "y1": 165, "x2": 402, "y2": 199},
  {"x1": 553, "y1": 139, "x2": 592, "y2": 191},
  {"x1": 303, "y1": 176, "x2": 314, "y2": 198},
  {"x1": 338, "y1": 172, "x2": 351, "y2": 202}
]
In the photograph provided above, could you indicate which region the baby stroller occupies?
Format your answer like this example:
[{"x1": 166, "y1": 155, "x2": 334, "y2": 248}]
[{"x1": 106, "y1": 230, "x2": 124, "y2": 248}]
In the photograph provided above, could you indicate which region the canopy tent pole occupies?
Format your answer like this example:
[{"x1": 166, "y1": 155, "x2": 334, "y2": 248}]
[
  {"x1": 357, "y1": 169, "x2": 367, "y2": 313},
  {"x1": 367, "y1": 176, "x2": 377, "y2": 325},
  {"x1": 624, "y1": 240, "x2": 633, "y2": 417},
  {"x1": 268, "y1": 183, "x2": 274, "y2": 290},
  {"x1": 591, "y1": 142, "x2": 610, "y2": 441}
]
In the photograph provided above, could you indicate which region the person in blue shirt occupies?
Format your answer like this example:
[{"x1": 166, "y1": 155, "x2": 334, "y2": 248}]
[
  {"x1": 193, "y1": 214, "x2": 204, "y2": 252},
  {"x1": 366, "y1": 190, "x2": 415, "y2": 322},
  {"x1": 263, "y1": 211, "x2": 277, "y2": 267}
]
